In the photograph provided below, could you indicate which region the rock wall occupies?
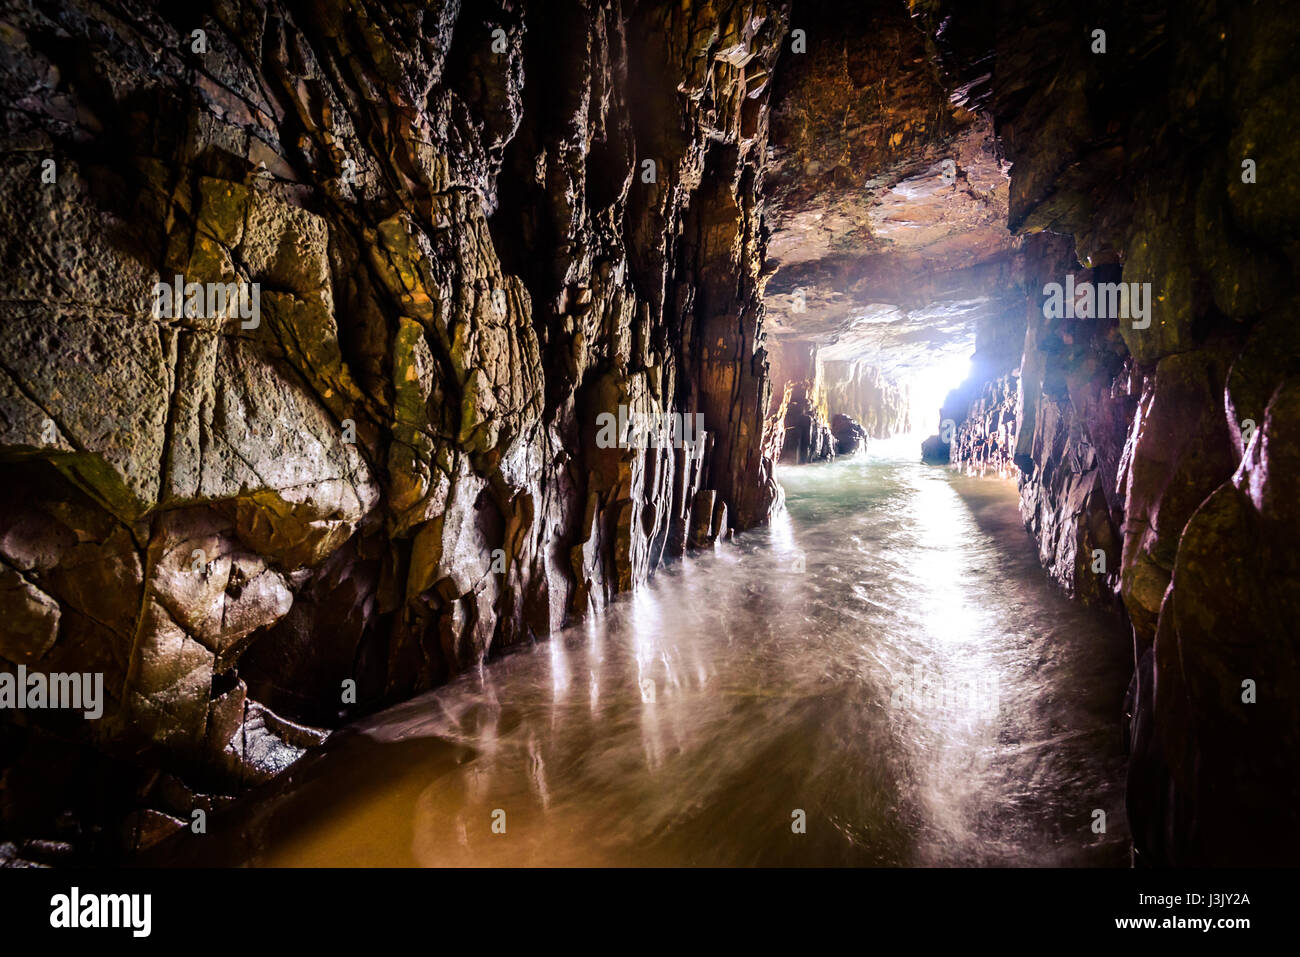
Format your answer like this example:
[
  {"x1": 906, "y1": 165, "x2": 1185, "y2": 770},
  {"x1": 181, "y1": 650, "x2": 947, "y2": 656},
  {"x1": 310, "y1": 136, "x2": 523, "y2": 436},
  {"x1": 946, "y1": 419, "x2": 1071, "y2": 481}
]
[
  {"x1": 946, "y1": 374, "x2": 1017, "y2": 478},
  {"x1": 768, "y1": 339, "x2": 833, "y2": 462},
  {"x1": 1011, "y1": 235, "x2": 1131, "y2": 607},
  {"x1": 0, "y1": 0, "x2": 785, "y2": 860},
  {"x1": 822, "y1": 360, "x2": 909, "y2": 439},
  {"x1": 919, "y1": 0, "x2": 1300, "y2": 863},
  {"x1": 768, "y1": 337, "x2": 908, "y2": 463}
]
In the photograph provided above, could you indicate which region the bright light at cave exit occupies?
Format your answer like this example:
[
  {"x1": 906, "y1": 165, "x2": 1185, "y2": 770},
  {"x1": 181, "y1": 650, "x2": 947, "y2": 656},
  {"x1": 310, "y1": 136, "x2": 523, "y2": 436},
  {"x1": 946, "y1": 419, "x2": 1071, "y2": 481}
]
[{"x1": 906, "y1": 352, "x2": 972, "y2": 436}]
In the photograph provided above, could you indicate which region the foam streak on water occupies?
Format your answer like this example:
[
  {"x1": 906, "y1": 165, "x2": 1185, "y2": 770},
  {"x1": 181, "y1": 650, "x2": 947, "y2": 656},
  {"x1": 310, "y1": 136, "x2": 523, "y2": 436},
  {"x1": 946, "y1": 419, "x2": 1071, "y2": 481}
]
[{"x1": 166, "y1": 440, "x2": 1132, "y2": 867}]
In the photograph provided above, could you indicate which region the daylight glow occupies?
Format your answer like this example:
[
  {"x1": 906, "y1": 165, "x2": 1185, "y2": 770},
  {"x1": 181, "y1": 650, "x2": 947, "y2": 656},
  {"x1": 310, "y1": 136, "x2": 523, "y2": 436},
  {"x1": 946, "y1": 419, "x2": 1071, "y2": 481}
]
[{"x1": 906, "y1": 353, "x2": 972, "y2": 435}]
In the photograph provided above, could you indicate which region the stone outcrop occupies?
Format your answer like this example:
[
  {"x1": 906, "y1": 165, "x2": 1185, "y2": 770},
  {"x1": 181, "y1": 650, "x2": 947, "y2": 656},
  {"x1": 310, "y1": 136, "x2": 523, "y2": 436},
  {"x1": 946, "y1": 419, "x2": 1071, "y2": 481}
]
[
  {"x1": 829, "y1": 413, "x2": 866, "y2": 456},
  {"x1": 946, "y1": 374, "x2": 1017, "y2": 477},
  {"x1": 0, "y1": 0, "x2": 785, "y2": 859},
  {"x1": 920, "y1": 253, "x2": 1029, "y2": 477},
  {"x1": 1005, "y1": 233, "x2": 1132, "y2": 606},
  {"x1": 778, "y1": 382, "x2": 835, "y2": 464},
  {"x1": 768, "y1": 338, "x2": 829, "y2": 463}
]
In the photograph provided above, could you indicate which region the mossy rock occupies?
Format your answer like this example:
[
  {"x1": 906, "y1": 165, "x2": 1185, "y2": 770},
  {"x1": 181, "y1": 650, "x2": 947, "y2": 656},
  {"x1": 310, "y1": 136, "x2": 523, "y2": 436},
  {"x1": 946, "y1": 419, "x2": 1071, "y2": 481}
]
[{"x1": 1227, "y1": 76, "x2": 1300, "y2": 243}]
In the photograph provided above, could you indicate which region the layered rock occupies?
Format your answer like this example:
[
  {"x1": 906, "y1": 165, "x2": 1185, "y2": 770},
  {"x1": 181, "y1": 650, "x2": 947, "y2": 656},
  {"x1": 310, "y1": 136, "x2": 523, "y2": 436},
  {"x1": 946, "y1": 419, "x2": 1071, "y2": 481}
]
[
  {"x1": 768, "y1": 338, "x2": 830, "y2": 463},
  {"x1": 822, "y1": 360, "x2": 909, "y2": 439},
  {"x1": 946, "y1": 374, "x2": 1017, "y2": 478},
  {"x1": 922, "y1": 257, "x2": 1028, "y2": 475},
  {"x1": 778, "y1": 384, "x2": 835, "y2": 465},
  {"x1": 0, "y1": 0, "x2": 785, "y2": 859},
  {"x1": 1006, "y1": 234, "x2": 1132, "y2": 606}
]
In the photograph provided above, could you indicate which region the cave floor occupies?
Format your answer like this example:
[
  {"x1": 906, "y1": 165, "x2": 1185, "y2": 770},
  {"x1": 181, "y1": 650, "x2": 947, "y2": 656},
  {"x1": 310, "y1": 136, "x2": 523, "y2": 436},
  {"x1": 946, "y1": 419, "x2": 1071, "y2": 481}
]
[{"x1": 153, "y1": 440, "x2": 1131, "y2": 867}]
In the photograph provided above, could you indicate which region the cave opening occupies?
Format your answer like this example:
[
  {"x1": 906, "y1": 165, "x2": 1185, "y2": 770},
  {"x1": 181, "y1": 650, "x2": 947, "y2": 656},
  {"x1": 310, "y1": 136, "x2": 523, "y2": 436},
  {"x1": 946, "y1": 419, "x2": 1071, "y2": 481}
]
[{"x1": 905, "y1": 352, "x2": 972, "y2": 438}]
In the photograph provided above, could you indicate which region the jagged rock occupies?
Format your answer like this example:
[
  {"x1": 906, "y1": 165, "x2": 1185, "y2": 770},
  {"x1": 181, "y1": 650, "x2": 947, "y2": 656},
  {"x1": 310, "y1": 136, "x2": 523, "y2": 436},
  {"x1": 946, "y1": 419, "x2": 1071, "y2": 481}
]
[
  {"x1": 0, "y1": 0, "x2": 786, "y2": 854},
  {"x1": 947, "y1": 375, "x2": 1018, "y2": 477},
  {"x1": 778, "y1": 382, "x2": 835, "y2": 465},
  {"x1": 998, "y1": 234, "x2": 1130, "y2": 605},
  {"x1": 769, "y1": 340, "x2": 903, "y2": 460},
  {"x1": 830, "y1": 413, "x2": 866, "y2": 456}
]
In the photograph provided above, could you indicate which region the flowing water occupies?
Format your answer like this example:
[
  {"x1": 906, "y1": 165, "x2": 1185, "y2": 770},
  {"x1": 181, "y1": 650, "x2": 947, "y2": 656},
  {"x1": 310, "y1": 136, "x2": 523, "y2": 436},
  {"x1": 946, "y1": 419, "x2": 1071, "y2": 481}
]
[{"x1": 158, "y1": 439, "x2": 1132, "y2": 867}]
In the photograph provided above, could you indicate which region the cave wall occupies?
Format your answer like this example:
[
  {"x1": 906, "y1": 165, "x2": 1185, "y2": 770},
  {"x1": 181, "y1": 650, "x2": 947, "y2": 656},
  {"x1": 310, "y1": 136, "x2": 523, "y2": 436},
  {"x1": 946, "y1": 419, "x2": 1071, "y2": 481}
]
[
  {"x1": 767, "y1": 338, "x2": 908, "y2": 462},
  {"x1": 822, "y1": 359, "x2": 909, "y2": 440},
  {"x1": 919, "y1": 0, "x2": 1300, "y2": 864},
  {"x1": 768, "y1": 338, "x2": 834, "y2": 463},
  {"x1": 936, "y1": 257, "x2": 1030, "y2": 478},
  {"x1": 0, "y1": 0, "x2": 786, "y2": 859}
]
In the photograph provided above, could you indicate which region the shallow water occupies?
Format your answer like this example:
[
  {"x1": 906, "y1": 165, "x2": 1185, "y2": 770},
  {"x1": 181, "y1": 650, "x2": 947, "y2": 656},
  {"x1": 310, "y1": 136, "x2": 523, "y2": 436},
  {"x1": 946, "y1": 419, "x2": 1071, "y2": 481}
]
[{"x1": 161, "y1": 439, "x2": 1132, "y2": 867}]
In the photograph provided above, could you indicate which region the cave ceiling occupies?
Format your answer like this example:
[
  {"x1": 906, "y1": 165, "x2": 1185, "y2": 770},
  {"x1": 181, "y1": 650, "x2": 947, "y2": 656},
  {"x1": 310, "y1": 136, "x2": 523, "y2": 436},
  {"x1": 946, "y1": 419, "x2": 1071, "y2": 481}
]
[{"x1": 761, "y1": 3, "x2": 1021, "y2": 378}]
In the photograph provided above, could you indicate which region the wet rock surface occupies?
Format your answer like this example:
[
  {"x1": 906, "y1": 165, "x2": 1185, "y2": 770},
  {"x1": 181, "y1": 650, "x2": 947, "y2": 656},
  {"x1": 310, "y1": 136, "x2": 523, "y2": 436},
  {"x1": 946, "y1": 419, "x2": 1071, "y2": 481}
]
[
  {"x1": 0, "y1": 0, "x2": 785, "y2": 858},
  {"x1": 916, "y1": 0, "x2": 1300, "y2": 863},
  {"x1": 778, "y1": 382, "x2": 834, "y2": 465}
]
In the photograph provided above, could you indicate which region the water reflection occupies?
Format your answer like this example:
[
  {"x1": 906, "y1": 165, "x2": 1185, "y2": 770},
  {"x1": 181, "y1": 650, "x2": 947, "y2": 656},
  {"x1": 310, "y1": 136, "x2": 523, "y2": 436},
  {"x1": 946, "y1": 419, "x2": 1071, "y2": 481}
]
[{"x1": 157, "y1": 440, "x2": 1131, "y2": 867}]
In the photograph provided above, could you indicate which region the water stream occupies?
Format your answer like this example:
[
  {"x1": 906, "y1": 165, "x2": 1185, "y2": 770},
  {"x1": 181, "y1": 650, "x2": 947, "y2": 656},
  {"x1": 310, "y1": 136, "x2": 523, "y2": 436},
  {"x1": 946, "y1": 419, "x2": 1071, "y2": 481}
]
[{"x1": 158, "y1": 440, "x2": 1132, "y2": 867}]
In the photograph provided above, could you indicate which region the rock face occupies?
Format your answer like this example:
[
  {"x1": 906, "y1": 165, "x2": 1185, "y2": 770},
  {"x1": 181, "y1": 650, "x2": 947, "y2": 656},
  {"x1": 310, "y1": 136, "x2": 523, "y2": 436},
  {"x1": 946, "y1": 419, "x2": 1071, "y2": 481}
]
[
  {"x1": 823, "y1": 361, "x2": 908, "y2": 439},
  {"x1": 914, "y1": 0, "x2": 1300, "y2": 863},
  {"x1": 0, "y1": 0, "x2": 784, "y2": 858},
  {"x1": 778, "y1": 384, "x2": 835, "y2": 465},
  {"x1": 829, "y1": 414, "x2": 866, "y2": 457},
  {"x1": 767, "y1": 337, "x2": 906, "y2": 462},
  {"x1": 946, "y1": 375, "x2": 1017, "y2": 477}
]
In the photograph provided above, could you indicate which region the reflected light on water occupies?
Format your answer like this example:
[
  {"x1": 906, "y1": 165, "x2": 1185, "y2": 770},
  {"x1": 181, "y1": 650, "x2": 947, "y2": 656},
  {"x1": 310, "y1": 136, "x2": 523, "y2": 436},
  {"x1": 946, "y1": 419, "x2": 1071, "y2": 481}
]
[{"x1": 156, "y1": 442, "x2": 1131, "y2": 868}]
